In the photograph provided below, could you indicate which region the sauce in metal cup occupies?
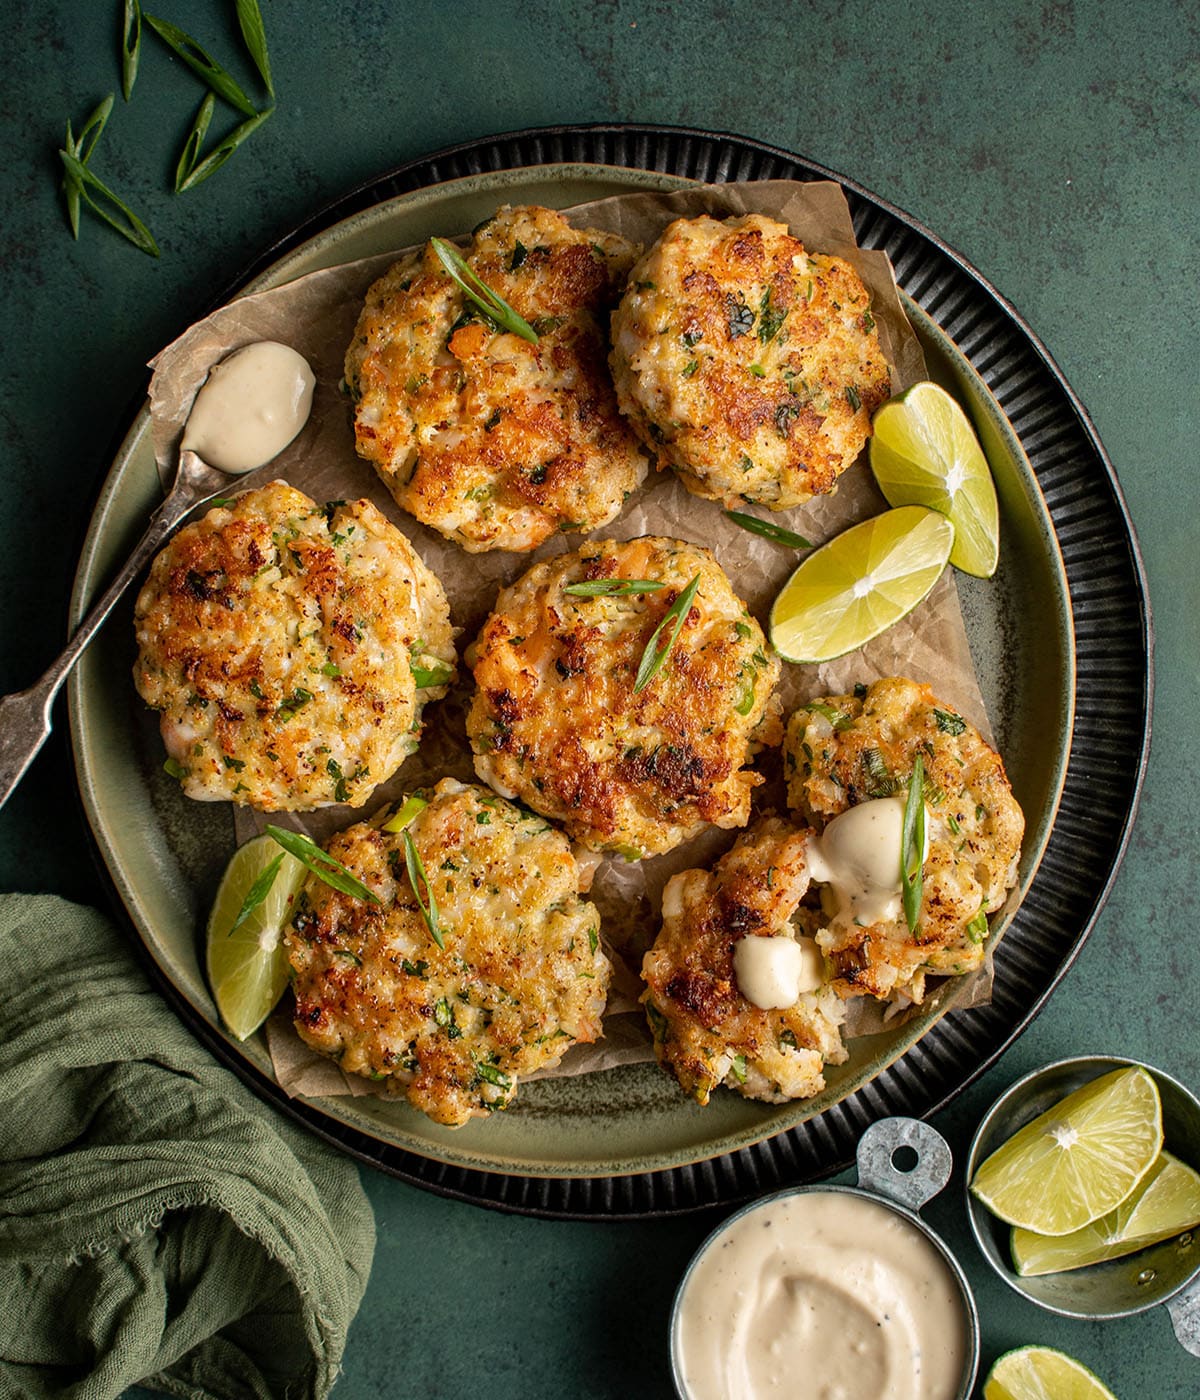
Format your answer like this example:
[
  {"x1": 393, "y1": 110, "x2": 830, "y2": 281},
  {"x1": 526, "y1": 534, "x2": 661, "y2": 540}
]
[{"x1": 670, "y1": 1118, "x2": 979, "y2": 1400}]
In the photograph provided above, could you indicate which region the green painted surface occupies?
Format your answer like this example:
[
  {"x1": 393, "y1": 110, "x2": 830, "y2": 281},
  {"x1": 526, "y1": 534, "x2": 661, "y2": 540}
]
[{"x1": 0, "y1": 1, "x2": 1195, "y2": 1395}]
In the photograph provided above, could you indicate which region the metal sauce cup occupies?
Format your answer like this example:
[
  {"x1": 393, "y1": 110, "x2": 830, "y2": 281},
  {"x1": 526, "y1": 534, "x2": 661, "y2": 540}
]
[
  {"x1": 965, "y1": 1055, "x2": 1200, "y2": 1356},
  {"x1": 670, "y1": 1116, "x2": 980, "y2": 1399}
]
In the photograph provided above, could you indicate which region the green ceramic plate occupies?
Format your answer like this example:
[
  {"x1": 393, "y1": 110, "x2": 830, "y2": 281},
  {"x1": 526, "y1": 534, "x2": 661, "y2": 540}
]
[{"x1": 68, "y1": 162, "x2": 1072, "y2": 1182}]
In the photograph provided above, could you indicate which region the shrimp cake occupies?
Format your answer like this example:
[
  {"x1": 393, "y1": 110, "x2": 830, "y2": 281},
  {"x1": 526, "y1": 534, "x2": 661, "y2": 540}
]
[
  {"x1": 283, "y1": 778, "x2": 610, "y2": 1127},
  {"x1": 641, "y1": 816, "x2": 846, "y2": 1105},
  {"x1": 466, "y1": 536, "x2": 782, "y2": 857},
  {"x1": 133, "y1": 481, "x2": 455, "y2": 811},
  {"x1": 610, "y1": 213, "x2": 890, "y2": 509},
  {"x1": 344, "y1": 204, "x2": 650, "y2": 553},
  {"x1": 783, "y1": 676, "x2": 1025, "y2": 1003}
]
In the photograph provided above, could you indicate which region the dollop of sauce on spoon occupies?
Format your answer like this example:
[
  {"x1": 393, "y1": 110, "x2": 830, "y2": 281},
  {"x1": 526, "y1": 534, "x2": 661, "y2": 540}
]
[
  {"x1": 674, "y1": 1191, "x2": 970, "y2": 1400},
  {"x1": 181, "y1": 341, "x2": 315, "y2": 474}
]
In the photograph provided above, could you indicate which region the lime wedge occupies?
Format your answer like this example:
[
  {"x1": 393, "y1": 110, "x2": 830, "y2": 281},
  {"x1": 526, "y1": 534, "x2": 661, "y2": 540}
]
[
  {"x1": 206, "y1": 832, "x2": 308, "y2": 1041},
  {"x1": 870, "y1": 380, "x2": 1000, "y2": 578},
  {"x1": 970, "y1": 1066, "x2": 1163, "y2": 1235},
  {"x1": 1011, "y1": 1149, "x2": 1200, "y2": 1276},
  {"x1": 768, "y1": 504, "x2": 953, "y2": 663},
  {"x1": 984, "y1": 1346, "x2": 1120, "y2": 1400}
]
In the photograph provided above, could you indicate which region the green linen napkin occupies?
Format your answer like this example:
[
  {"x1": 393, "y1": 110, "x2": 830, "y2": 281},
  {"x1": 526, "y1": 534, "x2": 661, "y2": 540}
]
[{"x1": 0, "y1": 893, "x2": 375, "y2": 1400}]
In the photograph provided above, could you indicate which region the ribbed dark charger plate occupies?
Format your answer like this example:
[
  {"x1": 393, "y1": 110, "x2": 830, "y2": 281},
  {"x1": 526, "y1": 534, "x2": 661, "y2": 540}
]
[{"x1": 133, "y1": 125, "x2": 1153, "y2": 1219}]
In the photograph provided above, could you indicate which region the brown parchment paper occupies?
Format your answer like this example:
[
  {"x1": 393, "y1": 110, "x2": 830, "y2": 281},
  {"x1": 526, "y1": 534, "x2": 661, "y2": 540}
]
[{"x1": 146, "y1": 181, "x2": 996, "y2": 1103}]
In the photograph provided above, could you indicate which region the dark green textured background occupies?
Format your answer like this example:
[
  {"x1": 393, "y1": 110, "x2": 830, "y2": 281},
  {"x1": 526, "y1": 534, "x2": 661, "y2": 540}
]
[{"x1": 2, "y1": 2, "x2": 1197, "y2": 1396}]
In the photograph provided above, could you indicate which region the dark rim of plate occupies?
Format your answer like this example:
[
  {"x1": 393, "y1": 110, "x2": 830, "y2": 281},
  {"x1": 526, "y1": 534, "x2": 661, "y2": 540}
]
[{"x1": 93, "y1": 123, "x2": 1154, "y2": 1220}]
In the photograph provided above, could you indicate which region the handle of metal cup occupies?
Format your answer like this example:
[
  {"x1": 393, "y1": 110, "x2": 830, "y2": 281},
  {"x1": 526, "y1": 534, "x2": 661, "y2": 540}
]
[{"x1": 857, "y1": 1116, "x2": 954, "y2": 1211}]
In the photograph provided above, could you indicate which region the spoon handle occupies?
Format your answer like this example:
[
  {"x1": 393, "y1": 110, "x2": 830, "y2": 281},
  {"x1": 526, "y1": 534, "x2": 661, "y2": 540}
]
[{"x1": 0, "y1": 450, "x2": 231, "y2": 811}]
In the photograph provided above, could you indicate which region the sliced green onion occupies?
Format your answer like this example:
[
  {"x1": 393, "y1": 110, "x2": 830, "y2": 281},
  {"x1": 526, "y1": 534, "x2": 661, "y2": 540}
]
[
  {"x1": 409, "y1": 658, "x2": 454, "y2": 689},
  {"x1": 144, "y1": 14, "x2": 257, "y2": 115},
  {"x1": 176, "y1": 107, "x2": 273, "y2": 193},
  {"x1": 402, "y1": 830, "x2": 444, "y2": 949},
  {"x1": 724, "y1": 509, "x2": 812, "y2": 550},
  {"x1": 122, "y1": 0, "x2": 142, "y2": 101},
  {"x1": 382, "y1": 794, "x2": 429, "y2": 834},
  {"x1": 476, "y1": 1061, "x2": 512, "y2": 1089},
  {"x1": 633, "y1": 573, "x2": 700, "y2": 695},
  {"x1": 563, "y1": 579, "x2": 665, "y2": 597},
  {"x1": 58, "y1": 149, "x2": 159, "y2": 256},
  {"x1": 235, "y1": 0, "x2": 274, "y2": 95},
  {"x1": 229, "y1": 852, "x2": 283, "y2": 934},
  {"x1": 966, "y1": 909, "x2": 990, "y2": 943},
  {"x1": 265, "y1": 825, "x2": 381, "y2": 904},
  {"x1": 430, "y1": 237, "x2": 539, "y2": 344},
  {"x1": 900, "y1": 755, "x2": 926, "y2": 933},
  {"x1": 174, "y1": 91, "x2": 215, "y2": 192},
  {"x1": 62, "y1": 95, "x2": 115, "y2": 238}
]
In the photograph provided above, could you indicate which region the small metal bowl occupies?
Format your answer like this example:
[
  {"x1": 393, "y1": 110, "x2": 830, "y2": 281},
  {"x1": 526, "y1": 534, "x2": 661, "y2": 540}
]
[
  {"x1": 670, "y1": 1117, "x2": 980, "y2": 1398},
  {"x1": 965, "y1": 1055, "x2": 1200, "y2": 1356}
]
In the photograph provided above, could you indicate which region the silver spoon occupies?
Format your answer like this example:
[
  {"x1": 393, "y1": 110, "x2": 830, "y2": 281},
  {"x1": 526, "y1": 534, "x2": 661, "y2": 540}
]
[
  {"x1": 0, "y1": 339, "x2": 316, "y2": 811},
  {"x1": 0, "y1": 449, "x2": 232, "y2": 811}
]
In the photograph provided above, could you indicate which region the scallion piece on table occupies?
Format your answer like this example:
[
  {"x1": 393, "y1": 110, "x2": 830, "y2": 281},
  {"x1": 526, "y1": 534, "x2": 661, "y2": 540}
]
[
  {"x1": 122, "y1": 0, "x2": 142, "y2": 101},
  {"x1": 176, "y1": 107, "x2": 273, "y2": 193},
  {"x1": 430, "y1": 237, "x2": 539, "y2": 344},
  {"x1": 174, "y1": 91, "x2": 216, "y2": 191},
  {"x1": 633, "y1": 574, "x2": 701, "y2": 694},
  {"x1": 145, "y1": 13, "x2": 257, "y2": 115},
  {"x1": 62, "y1": 94, "x2": 115, "y2": 238},
  {"x1": 58, "y1": 148, "x2": 159, "y2": 256},
  {"x1": 235, "y1": 0, "x2": 274, "y2": 95}
]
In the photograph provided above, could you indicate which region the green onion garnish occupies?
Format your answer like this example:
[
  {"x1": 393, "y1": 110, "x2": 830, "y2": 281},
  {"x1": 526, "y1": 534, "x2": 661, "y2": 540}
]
[
  {"x1": 900, "y1": 755, "x2": 926, "y2": 933},
  {"x1": 174, "y1": 92, "x2": 215, "y2": 192},
  {"x1": 430, "y1": 237, "x2": 539, "y2": 344},
  {"x1": 402, "y1": 829, "x2": 444, "y2": 949},
  {"x1": 58, "y1": 148, "x2": 159, "y2": 256},
  {"x1": 145, "y1": 14, "x2": 257, "y2": 115},
  {"x1": 265, "y1": 826, "x2": 381, "y2": 905},
  {"x1": 382, "y1": 794, "x2": 429, "y2": 834},
  {"x1": 61, "y1": 95, "x2": 114, "y2": 238},
  {"x1": 409, "y1": 658, "x2": 455, "y2": 689},
  {"x1": 633, "y1": 574, "x2": 701, "y2": 695},
  {"x1": 234, "y1": 0, "x2": 274, "y2": 96},
  {"x1": 176, "y1": 107, "x2": 273, "y2": 194},
  {"x1": 723, "y1": 509, "x2": 812, "y2": 550},
  {"x1": 122, "y1": 1, "x2": 142, "y2": 101},
  {"x1": 563, "y1": 579, "x2": 665, "y2": 597},
  {"x1": 228, "y1": 852, "x2": 283, "y2": 935}
]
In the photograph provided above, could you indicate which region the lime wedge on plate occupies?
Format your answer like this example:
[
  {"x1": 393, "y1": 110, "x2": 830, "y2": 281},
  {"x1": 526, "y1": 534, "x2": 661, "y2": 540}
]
[
  {"x1": 984, "y1": 1346, "x2": 1120, "y2": 1400},
  {"x1": 1011, "y1": 1149, "x2": 1200, "y2": 1276},
  {"x1": 870, "y1": 380, "x2": 1000, "y2": 578},
  {"x1": 206, "y1": 832, "x2": 308, "y2": 1040},
  {"x1": 768, "y1": 504, "x2": 953, "y2": 663},
  {"x1": 970, "y1": 1066, "x2": 1163, "y2": 1235}
]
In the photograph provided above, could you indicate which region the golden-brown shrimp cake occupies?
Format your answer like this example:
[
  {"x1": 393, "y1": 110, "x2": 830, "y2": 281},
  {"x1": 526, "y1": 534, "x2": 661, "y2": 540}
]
[
  {"x1": 610, "y1": 212, "x2": 890, "y2": 509},
  {"x1": 132, "y1": 481, "x2": 455, "y2": 811},
  {"x1": 641, "y1": 817, "x2": 847, "y2": 1105},
  {"x1": 783, "y1": 676, "x2": 1025, "y2": 1003},
  {"x1": 466, "y1": 536, "x2": 782, "y2": 858},
  {"x1": 283, "y1": 778, "x2": 610, "y2": 1127},
  {"x1": 344, "y1": 204, "x2": 650, "y2": 553}
]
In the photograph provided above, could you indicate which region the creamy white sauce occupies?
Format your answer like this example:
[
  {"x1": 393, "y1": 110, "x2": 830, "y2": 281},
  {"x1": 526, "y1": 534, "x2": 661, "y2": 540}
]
[
  {"x1": 181, "y1": 341, "x2": 315, "y2": 474},
  {"x1": 674, "y1": 1191, "x2": 969, "y2": 1400},
  {"x1": 733, "y1": 934, "x2": 823, "y2": 1009},
  {"x1": 807, "y1": 796, "x2": 929, "y2": 927}
]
